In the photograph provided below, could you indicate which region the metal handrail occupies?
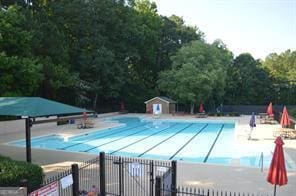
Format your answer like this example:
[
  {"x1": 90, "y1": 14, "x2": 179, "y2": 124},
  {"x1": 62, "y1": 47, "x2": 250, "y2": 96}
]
[{"x1": 258, "y1": 152, "x2": 264, "y2": 172}]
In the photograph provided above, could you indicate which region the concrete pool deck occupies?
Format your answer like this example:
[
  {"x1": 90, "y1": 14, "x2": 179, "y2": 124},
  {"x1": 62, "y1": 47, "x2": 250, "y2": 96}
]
[{"x1": 0, "y1": 113, "x2": 295, "y2": 195}]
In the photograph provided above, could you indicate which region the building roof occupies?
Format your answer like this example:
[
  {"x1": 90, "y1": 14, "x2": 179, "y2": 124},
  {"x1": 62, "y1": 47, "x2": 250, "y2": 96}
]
[
  {"x1": 144, "y1": 96, "x2": 177, "y2": 104},
  {"x1": 0, "y1": 97, "x2": 91, "y2": 117}
]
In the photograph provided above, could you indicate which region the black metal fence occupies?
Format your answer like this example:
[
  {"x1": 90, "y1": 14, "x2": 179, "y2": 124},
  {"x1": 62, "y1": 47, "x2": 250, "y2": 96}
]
[
  {"x1": 39, "y1": 157, "x2": 100, "y2": 196},
  {"x1": 156, "y1": 185, "x2": 270, "y2": 196},
  {"x1": 216, "y1": 105, "x2": 296, "y2": 115},
  {"x1": 155, "y1": 177, "x2": 270, "y2": 196},
  {"x1": 39, "y1": 165, "x2": 73, "y2": 195},
  {"x1": 26, "y1": 152, "x2": 270, "y2": 196},
  {"x1": 103, "y1": 153, "x2": 173, "y2": 196}
]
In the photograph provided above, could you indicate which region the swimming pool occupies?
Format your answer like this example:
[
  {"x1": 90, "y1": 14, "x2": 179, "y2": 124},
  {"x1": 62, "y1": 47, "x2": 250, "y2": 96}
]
[{"x1": 9, "y1": 117, "x2": 294, "y2": 169}]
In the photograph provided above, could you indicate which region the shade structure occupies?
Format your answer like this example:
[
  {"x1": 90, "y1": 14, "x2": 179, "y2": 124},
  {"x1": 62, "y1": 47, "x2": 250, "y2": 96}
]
[
  {"x1": 0, "y1": 97, "x2": 92, "y2": 163},
  {"x1": 249, "y1": 113, "x2": 256, "y2": 128},
  {"x1": 280, "y1": 106, "x2": 290, "y2": 128},
  {"x1": 267, "y1": 102, "x2": 274, "y2": 117},
  {"x1": 267, "y1": 137, "x2": 288, "y2": 196},
  {"x1": 0, "y1": 97, "x2": 90, "y2": 117},
  {"x1": 199, "y1": 103, "x2": 205, "y2": 113}
]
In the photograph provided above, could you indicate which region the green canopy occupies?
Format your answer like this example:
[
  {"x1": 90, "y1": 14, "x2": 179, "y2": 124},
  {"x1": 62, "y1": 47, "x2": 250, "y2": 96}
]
[{"x1": 0, "y1": 97, "x2": 91, "y2": 117}]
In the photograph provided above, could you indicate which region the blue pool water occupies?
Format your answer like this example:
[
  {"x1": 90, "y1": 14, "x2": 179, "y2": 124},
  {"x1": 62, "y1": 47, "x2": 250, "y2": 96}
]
[{"x1": 9, "y1": 117, "x2": 289, "y2": 169}]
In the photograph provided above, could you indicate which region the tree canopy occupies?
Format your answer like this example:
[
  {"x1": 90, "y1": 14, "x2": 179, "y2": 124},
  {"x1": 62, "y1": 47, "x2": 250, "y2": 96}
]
[{"x1": 158, "y1": 40, "x2": 231, "y2": 113}]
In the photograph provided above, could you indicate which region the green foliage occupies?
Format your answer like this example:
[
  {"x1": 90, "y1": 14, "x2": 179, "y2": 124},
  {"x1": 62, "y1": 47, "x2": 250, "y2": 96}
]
[
  {"x1": 263, "y1": 50, "x2": 296, "y2": 104},
  {"x1": 0, "y1": 155, "x2": 44, "y2": 191},
  {"x1": 158, "y1": 40, "x2": 231, "y2": 113},
  {"x1": 264, "y1": 50, "x2": 296, "y2": 82},
  {"x1": 0, "y1": 116, "x2": 18, "y2": 121},
  {"x1": 0, "y1": 5, "x2": 43, "y2": 96},
  {"x1": 0, "y1": 6, "x2": 32, "y2": 57},
  {"x1": 207, "y1": 112, "x2": 240, "y2": 117},
  {"x1": 224, "y1": 53, "x2": 271, "y2": 105},
  {"x1": 288, "y1": 108, "x2": 296, "y2": 119},
  {"x1": 0, "y1": 53, "x2": 43, "y2": 96}
]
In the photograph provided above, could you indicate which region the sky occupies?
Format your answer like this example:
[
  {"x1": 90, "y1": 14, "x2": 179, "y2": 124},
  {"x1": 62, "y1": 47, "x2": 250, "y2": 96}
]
[{"x1": 154, "y1": 0, "x2": 296, "y2": 60}]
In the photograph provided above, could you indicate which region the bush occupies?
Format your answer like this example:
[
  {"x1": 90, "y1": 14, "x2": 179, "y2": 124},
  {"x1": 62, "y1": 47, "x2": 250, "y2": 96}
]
[
  {"x1": 0, "y1": 116, "x2": 18, "y2": 121},
  {"x1": 288, "y1": 108, "x2": 296, "y2": 119},
  {"x1": 228, "y1": 112, "x2": 240, "y2": 116},
  {"x1": 207, "y1": 112, "x2": 240, "y2": 117},
  {"x1": 57, "y1": 120, "x2": 69, "y2": 125},
  {"x1": 0, "y1": 155, "x2": 44, "y2": 191}
]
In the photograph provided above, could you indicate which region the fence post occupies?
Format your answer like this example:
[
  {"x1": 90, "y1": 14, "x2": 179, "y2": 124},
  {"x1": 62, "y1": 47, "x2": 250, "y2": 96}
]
[
  {"x1": 100, "y1": 152, "x2": 106, "y2": 196},
  {"x1": 19, "y1": 179, "x2": 28, "y2": 195},
  {"x1": 150, "y1": 161, "x2": 154, "y2": 196},
  {"x1": 155, "y1": 176, "x2": 162, "y2": 196},
  {"x1": 71, "y1": 163, "x2": 79, "y2": 196},
  {"x1": 171, "y1": 160, "x2": 177, "y2": 196},
  {"x1": 119, "y1": 157, "x2": 122, "y2": 196}
]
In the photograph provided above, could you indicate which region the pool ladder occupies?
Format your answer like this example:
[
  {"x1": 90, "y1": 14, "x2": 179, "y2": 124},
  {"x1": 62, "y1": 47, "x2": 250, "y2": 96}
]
[{"x1": 258, "y1": 152, "x2": 264, "y2": 172}]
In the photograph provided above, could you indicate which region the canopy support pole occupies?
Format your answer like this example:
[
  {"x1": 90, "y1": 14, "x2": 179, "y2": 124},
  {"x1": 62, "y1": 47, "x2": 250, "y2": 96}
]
[{"x1": 25, "y1": 118, "x2": 31, "y2": 163}]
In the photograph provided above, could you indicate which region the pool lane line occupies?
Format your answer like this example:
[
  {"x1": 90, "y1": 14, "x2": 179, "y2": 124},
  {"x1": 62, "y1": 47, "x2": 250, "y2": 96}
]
[
  {"x1": 169, "y1": 124, "x2": 208, "y2": 160},
  {"x1": 203, "y1": 124, "x2": 224, "y2": 163},
  {"x1": 83, "y1": 127, "x2": 151, "y2": 152},
  {"x1": 137, "y1": 123, "x2": 194, "y2": 157},
  {"x1": 58, "y1": 123, "x2": 147, "y2": 150},
  {"x1": 110, "y1": 123, "x2": 178, "y2": 155}
]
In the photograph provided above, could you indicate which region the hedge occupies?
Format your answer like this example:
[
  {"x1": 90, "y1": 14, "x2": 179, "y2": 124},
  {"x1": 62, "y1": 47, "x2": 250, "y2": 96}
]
[
  {"x1": 0, "y1": 155, "x2": 44, "y2": 191},
  {"x1": 288, "y1": 108, "x2": 296, "y2": 119},
  {"x1": 207, "y1": 112, "x2": 240, "y2": 117}
]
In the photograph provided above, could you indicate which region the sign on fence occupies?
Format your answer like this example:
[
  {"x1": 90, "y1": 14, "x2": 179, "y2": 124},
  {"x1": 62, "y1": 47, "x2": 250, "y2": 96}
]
[
  {"x1": 60, "y1": 174, "x2": 73, "y2": 189},
  {"x1": 128, "y1": 162, "x2": 143, "y2": 177},
  {"x1": 29, "y1": 181, "x2": 59, "y2": 196},
  {"x1": 157, "y1": 166, "x2": 168, "y2": 172},
  {"x1": 163, "y1": 169, "x2": 172, "y2": 191}
]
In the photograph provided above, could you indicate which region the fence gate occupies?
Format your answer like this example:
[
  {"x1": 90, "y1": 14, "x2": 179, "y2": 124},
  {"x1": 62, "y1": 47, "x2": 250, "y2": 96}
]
[{"x1": 103, "y1": 153, "x2": 172, "y2": 196}]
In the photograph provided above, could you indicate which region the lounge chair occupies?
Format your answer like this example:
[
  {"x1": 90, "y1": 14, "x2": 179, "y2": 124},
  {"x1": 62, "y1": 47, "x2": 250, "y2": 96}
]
[
  {"x1": 77, "y1": 119, "x2": 84, "y2": 129},
  {"x1": 258, "y1": 113, "x2": 268, "y2": 119},
  {"x1": 273, "y1": 128, "x2": 296, "y2": 139},
  {"x1": 260, "y1": 115, "x2": 277, "y2": 124},
  {"x1": 77, "y1": 119, "x2": 94, "y2": 129},
  {"x1": 196, "y1": 112, "x2": 208, "y2": 118},
  {"x1": 84, "y1": 119, "x2": 94, "y2": 128},
  {"x1": 289, "y1": 130, "x2": 296, "y2": 139}
]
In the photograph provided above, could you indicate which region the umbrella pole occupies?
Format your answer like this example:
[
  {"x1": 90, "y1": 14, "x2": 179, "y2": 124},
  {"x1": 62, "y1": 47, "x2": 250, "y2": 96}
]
[{"x1": 273, "y1": 184, "x2": 277, "y2": 196}]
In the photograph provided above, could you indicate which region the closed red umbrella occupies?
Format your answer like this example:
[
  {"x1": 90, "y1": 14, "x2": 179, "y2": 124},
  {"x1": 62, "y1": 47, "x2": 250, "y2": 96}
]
[
  {"x1": 267, "y1": 102, "x2": 274, "y2": 117},
  {"x1": 83, "y1": 112, "x2": 87, "y2": 120},
  {"x1": 267, "y1": 137, "x2": 288, "y2": 196},
  {"x1": 199, "y1": 103, "x2": 205, "y2": 113},
  {"x1": 120, "y1": 101, "x2": 125, "y2": 111},
  {"x1": 280, "y1": 106, "x2": 290, "y2": 128}
]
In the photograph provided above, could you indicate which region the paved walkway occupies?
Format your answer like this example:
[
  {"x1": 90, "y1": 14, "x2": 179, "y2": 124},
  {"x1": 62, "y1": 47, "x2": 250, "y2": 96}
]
[{"x1": 0, "y1": 113, "x2": 295, "y2": 195}]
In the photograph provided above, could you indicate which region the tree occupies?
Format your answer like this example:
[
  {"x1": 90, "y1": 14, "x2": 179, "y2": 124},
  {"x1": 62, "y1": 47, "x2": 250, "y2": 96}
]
[
  {"x1": 263, "y1": 50, "x2": 296, "y2": 104},
  {"x1": 158, "y1": 41, "x2": 230, "y2": 114},
  {"x1": 0, "y1": 53, "x2": 42, "y2": 96},
  {"x1": 156, "y1": 15, "x2": 204, "y2": 71},
  {"x1": 264, "y1": 50, "x2": 296, "y2": 82},
  {"x1": 225, "y1": 53, "x2": 270, "y2": 104},
  {"x1": 29, "y1": 2, "x2": 76, "y2": 102},
  {"x1": 0, "y1": 6, "x2": 42, "y2": 96},
  {"x1": 49, "y1": 0, "x2": 129, "y2": 109}
]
